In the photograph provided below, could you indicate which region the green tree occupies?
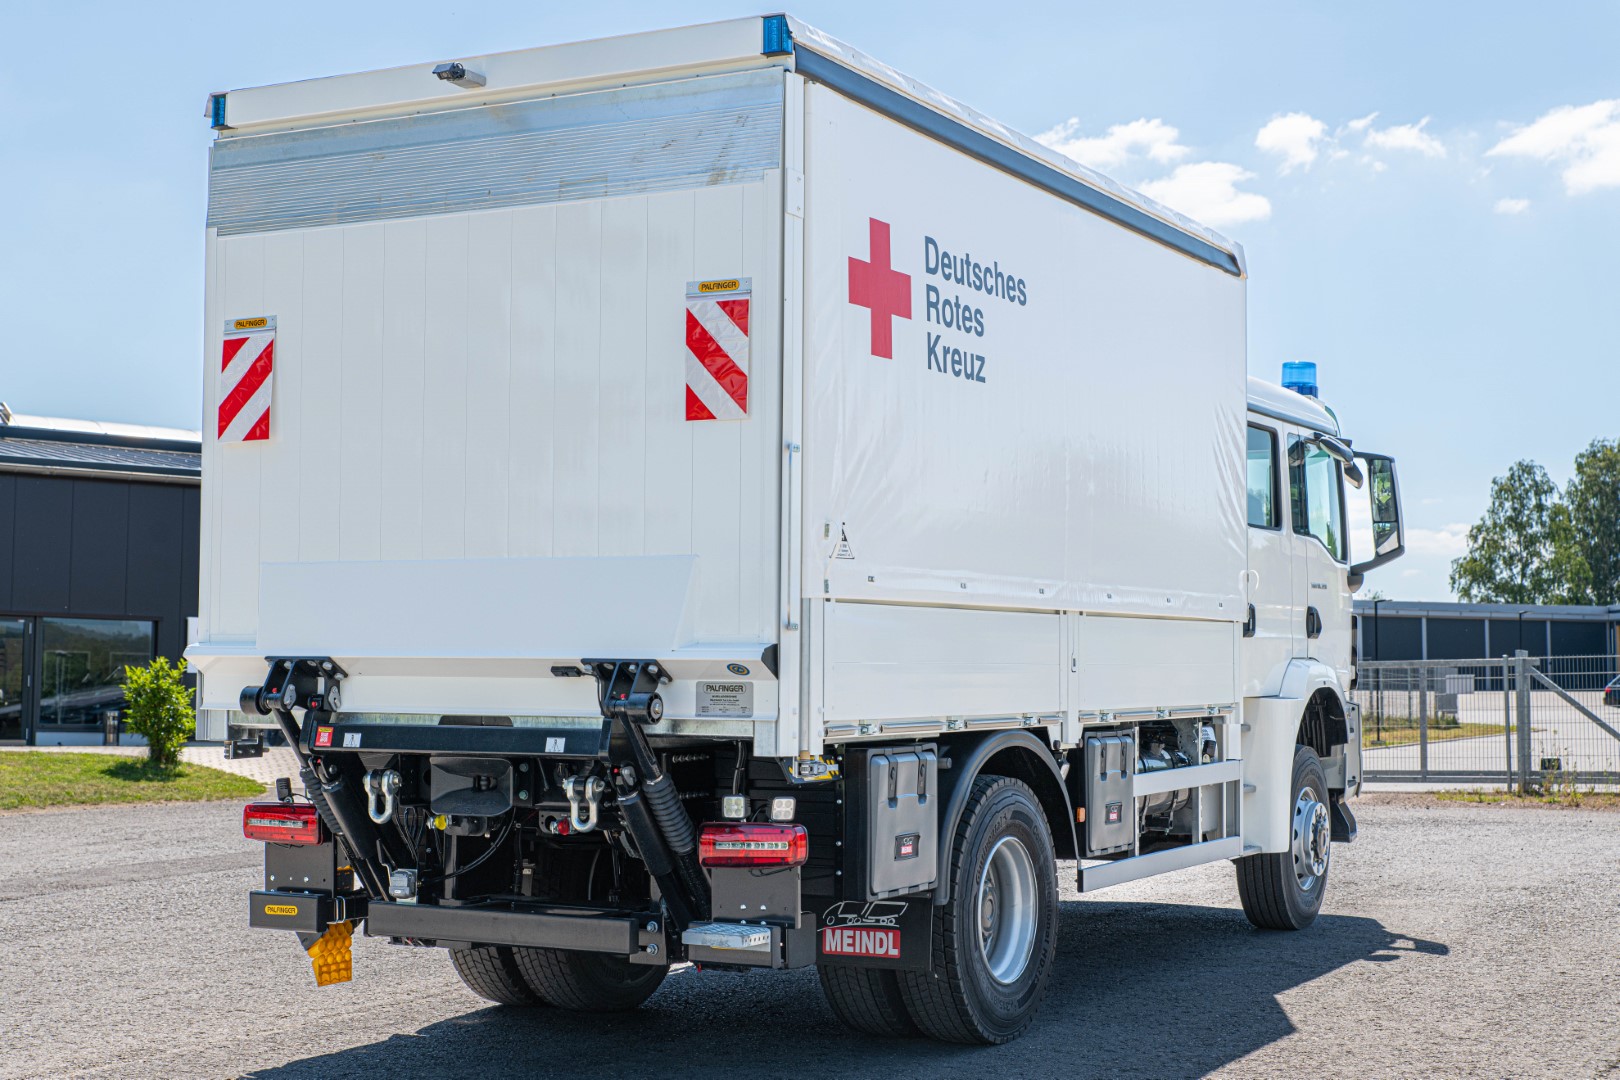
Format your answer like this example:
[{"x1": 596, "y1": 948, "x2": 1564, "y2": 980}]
[
  {"x1": 1450, "y1": 461, "x2": 1592, "y2": 604},
  {"x1": 1563, "y1": 438, "x2": 1620, "y2": 603},
  {"x1": 122, "y1": 657, "x2": 195, "y2": 768}
]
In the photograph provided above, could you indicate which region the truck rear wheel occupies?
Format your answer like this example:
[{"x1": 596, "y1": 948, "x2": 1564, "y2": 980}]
[
  {"x1": 1236, "y1": 745, "x2": 1331, "y2": 930},
  {"x1": 899, "y1": 776, "x2": 1058, "y2": 1044},
  {"x1": 449, "y1": 946, "x2": 547, "y2": 1006},
  {"x1": 818, "y1": 964, "x2": 920, "y2": 1037},
  {"x1": 513, "y1": 947, "x2": 666, "y2": 1011}
]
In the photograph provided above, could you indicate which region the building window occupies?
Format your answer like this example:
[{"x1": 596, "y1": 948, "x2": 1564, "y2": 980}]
[
  {"x1": 1246, "y1": 425, "x2": 1279, "y2": 528},
  {"x1": 38, "y1": 618, "x2": 155, "y2": 731}
]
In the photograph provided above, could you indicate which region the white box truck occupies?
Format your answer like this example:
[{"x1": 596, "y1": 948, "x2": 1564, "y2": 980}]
[{"x1": 195, "y1": 15, "x2": 1407, "y2": 1044}]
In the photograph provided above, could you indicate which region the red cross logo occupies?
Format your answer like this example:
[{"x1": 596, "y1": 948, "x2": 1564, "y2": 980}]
[{"x1": 848, "y1": 218, "x2": 911, "y2": 359}]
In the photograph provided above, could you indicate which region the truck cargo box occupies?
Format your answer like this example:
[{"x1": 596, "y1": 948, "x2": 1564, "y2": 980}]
[{"x1": 189, "y1": 16, "x2": 1247, "y2": 761}]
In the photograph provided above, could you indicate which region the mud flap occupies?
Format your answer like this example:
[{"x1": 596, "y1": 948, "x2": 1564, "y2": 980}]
[{"x1": 1331, "y1": 798, "x2": 1357, "y2": 844}]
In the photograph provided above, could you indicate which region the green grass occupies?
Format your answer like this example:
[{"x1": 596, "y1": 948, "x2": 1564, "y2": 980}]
[
  {"x1": 0, "y1": 752, "x2": 265, "y2": 811},
  {"x1": 1363, "y1": 721, "x2": 1505, "y2": 749},
  {"x1": 1435, "y1": 788, "x2": 1620, "y2": 810}
]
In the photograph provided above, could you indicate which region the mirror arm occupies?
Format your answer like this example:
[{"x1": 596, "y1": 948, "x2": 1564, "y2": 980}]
[{"x1": 1350, "y1": 544, "x2": 1405, "y2": 579}]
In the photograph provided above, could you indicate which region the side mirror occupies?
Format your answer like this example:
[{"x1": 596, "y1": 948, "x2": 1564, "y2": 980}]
[{"x1": 1350, "y1": 453, "x2": 1403, "y2": 577}]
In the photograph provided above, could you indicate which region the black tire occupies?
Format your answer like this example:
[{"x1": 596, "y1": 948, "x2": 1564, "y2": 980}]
[
  {"x1": 1236, "y1": 745, "x2": 1332, "y2": 930},
  {"x1": 513, "y1": 947, "x2": 666, "y2": 1011},
  {"x1": 819, "y1": 964, "x2": 921, "y2": 1038},
  {"x1": 899, "y1": 776, "x2": 1058, "y2": 1045},
  {"x1": 449, "y1": 946, "x2": 547, "y2": 1006}
]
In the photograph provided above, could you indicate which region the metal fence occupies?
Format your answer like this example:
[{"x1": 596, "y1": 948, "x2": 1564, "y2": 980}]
[{"x1": 1354, "y1": 653, "x2": 1620, "y2": 788}]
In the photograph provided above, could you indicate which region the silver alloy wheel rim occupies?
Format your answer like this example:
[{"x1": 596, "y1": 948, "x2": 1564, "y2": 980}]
[
  {"x1": 977, "y1": 835, "x2": 1038, "y2": 985},
  {"x1": 1291, "y1": 783, "x2": 1330, "y2": 893}
]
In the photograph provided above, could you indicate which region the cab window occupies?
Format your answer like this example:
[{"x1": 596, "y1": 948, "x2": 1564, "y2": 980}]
[
  {"x1": 1246, "y1": 425, "x2": 1278, "y2": 528},
  {"x1": 1289, "y1": 437, "x2": 1346, "y2": 561}
]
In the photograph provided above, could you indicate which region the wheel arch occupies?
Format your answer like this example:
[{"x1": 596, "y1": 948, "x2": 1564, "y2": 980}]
[
  {"x1": 933, "y1": 730, "x2": 1076, "y2": 906},
  {"x1": 1278, "y1": 659, "x2": 1350, "y2": 754},
  {"x1": 1297, "y1": 687, "x2": 1349, "y2": 759}
]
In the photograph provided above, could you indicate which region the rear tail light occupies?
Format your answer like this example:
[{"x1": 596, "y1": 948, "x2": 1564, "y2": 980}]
[
  {"x1": 698, "y1": 822, "x2": 808, "y2": 867},
  {"x1": 242, "y1": 802, "x2": 325, "y2": 845}
]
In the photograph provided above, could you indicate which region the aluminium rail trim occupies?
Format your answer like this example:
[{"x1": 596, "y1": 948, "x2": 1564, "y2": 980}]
[{"x1": 787, "y1": 39, "x2": 1243, "y2": 277}]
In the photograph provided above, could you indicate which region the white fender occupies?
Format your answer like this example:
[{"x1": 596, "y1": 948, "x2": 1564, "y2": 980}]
[{"x1": 1241, "y1": 659, "x2": 1346, "y2": 854}]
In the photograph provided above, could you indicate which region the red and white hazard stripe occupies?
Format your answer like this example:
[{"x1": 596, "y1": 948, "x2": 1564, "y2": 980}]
[
  {"x1": 218, "y1": 329, "x2": 274, "y2": 442},
  {"x1": 685, "y1": 296, "x2": 750, "y2": 422}
]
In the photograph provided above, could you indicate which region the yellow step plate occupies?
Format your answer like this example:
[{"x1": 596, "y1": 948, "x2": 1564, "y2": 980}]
[{"x1": 306, "y1": 920, "x2": 353, "y2": 986}]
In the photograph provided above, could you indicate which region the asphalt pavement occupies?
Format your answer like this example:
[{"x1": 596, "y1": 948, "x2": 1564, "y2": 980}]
[{"x1": 1, "y1": 795, "x2": 1616, "y2": 1079}]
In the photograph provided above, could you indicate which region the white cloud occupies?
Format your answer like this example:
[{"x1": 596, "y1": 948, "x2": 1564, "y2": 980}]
[
  {"x1": 1036, "y1": 117, "x2": 1189, "y2": 171},
  {"x1": 1363, "y1": 117, "x2": 1447, "y2": 158},
  {"x1": 1256, "y1": 112, "x2": 1328, "y2": 173},
  {"x1": 1403, "y1": 523, "x2": 1470, "y2": 558},
  {"x1": 1494, "y1": 197, "x2": 1530, "y2": 215},
  {"x1": 1139, "y1": 162, "x2": 1272, "y2": 227},
  {"x1": 1345, "y1": 112, "x2": 1379, "y2": 133},
  {"x1": 1487, "y1": 99, "x2": 1620, "y2": 195}
]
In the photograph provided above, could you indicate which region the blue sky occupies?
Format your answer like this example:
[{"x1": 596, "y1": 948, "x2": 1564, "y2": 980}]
[{"x1": 2, "y1": 1, "x2": 1616, "y2": 601}]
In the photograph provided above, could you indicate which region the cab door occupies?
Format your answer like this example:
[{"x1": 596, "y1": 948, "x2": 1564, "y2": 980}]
[
  {"x1": 1241, "y1": 422, "x2": 1294, "y2": 696},
  {"x1": 1288, "y1": 435, "x2": 1353, "y2": 687}
]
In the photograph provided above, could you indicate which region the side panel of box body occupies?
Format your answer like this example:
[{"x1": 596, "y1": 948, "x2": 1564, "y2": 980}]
[
  {"x1": 798, "y1": 79, "x2": 1247, "y2": 733},
  {"x1": 192, "y1": 73, "x2": 788, "y2": 740}
]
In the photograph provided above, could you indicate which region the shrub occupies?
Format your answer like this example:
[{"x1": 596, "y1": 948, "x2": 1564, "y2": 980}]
[{"x1": 122, "y1": 657, "x2": 195, "y2": 768}]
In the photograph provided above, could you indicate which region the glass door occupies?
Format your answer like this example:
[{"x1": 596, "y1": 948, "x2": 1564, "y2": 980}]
[
  {"x1": 37, "y1": 618, "x2": 154, "y2": 741},
  {"x1": 0, "y1": 618, "x2": 27, "y2": 743}
]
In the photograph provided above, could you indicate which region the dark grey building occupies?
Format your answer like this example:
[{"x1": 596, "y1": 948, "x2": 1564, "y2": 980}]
[
  {"x1": 0, "y1": 407, "x2": 200, "y2": 745},
  {"x1": 1355, "y1": 599, "x2": 1619, "y2": 662}
]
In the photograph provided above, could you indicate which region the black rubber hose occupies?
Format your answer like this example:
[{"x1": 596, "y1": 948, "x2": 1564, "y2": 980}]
[
  {"x1": 642, "y1": 772, "x2": 696, "y2": 854},
  {"x1": 301, "y1": 764, "x2": 389, "y2": 899},
  {"x1": 272, "y1": 705, "x2": 390, "y2": 900},
  {"x1": 616, "y1": 781, "x2": 695, "y2": 928},
  {"x1": 620, "y1": 717, "x2": 709, "y2": 909},
  {"x1": 642, "y1": 771, "x2": 710, "y2": 911}
]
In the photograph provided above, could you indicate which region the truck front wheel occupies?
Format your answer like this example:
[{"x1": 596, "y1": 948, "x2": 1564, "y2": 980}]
[
  {"x1": 899, "y1": 775, "x2": 1058, "y2": 1044},
  {"x1": 1235, "y1": 745, "x2": 1331, "y2": 930},
  {"x1": 513, "y1": 947, "x2": 666, "y2": 1011}
]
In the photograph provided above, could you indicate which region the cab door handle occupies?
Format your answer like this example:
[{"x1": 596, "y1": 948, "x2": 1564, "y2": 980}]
[
  {"x1": 1306, "y1": 606, "x2": 1322, "y2": 638},
  {"x1": 1242, "y1": 604, "x2": 1256, "y2": 638}
]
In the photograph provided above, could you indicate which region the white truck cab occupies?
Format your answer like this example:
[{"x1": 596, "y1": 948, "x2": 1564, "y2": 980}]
[{"x1": 1242, "y1": 364, "x2": 1405, "y2": 852}]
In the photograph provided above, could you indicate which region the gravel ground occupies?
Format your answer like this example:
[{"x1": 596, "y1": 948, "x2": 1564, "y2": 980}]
[{"x1": 1, "y1": 795, "x2": 1616, "y2": 1079}]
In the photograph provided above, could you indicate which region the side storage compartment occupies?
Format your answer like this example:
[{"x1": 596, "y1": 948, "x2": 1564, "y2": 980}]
[
  {"x1": 844, "y1": 745, "x2": 939, "y2": 900},
  {"x1": 1079, "y1": 733, "x2": 1135, "y2": 857}
]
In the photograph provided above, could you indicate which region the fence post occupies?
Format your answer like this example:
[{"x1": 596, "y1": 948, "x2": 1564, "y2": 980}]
[
  {"x1": 1374, "y1": 666, "x2": 1383, "y2": 743},
  {"x1": 1514, "y1": 650, "x2": 1534, "y2": 793},
  {"x1": 1418, "y1": 669, "x2": 1429, "y2": 781},
  {"x1": 1502, "y1": 656, "x2": 1513, "y2": 792}
]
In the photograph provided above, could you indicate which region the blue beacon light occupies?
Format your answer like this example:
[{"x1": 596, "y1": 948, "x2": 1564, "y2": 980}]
[{"x1": 1281, "y1": 361, "x2": 1318, "y2": 398}]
